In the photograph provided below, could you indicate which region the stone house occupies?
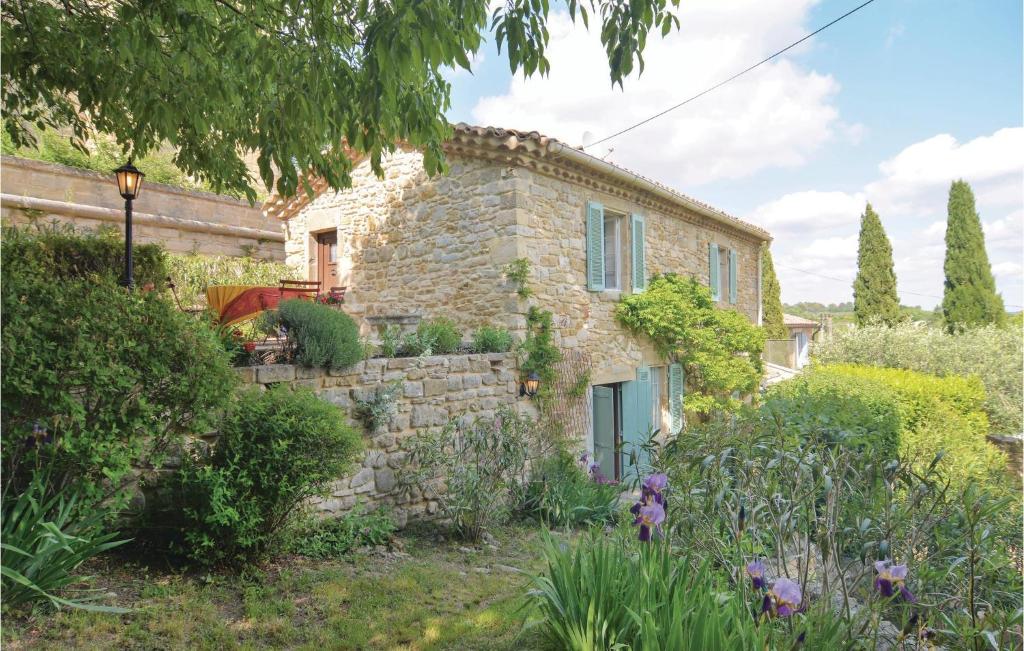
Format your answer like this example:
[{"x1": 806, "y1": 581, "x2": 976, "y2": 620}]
[
  {"x1": 783, "y1": 313, "x2": 821, "y2": 369},
  {"x1": 264, "y1": 124, "x2": 772, "y2": 482}
]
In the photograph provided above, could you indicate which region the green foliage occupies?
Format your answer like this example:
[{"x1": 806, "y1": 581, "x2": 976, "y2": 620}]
[
  {"x1": 353, "y1": 381, "x2": 402, "y2": 433},
  {"x1": 813, "y1": 321, "x2": 1023, "y2": 433},
  {"x1": 853, "y1": 203, "x2": 901, "y2": 326},
  {"x1": 167, "y1": 253, "x2": 294, "y2": 308},
  {"x1": 818, "y1": 365, "x2": 1006, "y2": 490},
  {"x1": 521, "y1": 452, "x2": 619, "y2": 529},
  {"x1": 284, "y1": 508, "x2": 395, "y2": 559},
  {"x1": 1, "y1": 469, "x2": 129, "y2": 614},
  {"x1": 942, "y1": 180, "x2": 1006, "y2": 331},
  {"x1": 503, "y1": 258, "x2": 533, "y2": 299},
  {"x1": 3, "y1": 1, "x2": 681, "y2": 201},
  {"x1": 277, "y1": 299, "x2": 362, "y2": 370},
  {"x1": 528, "y1": 534, "x2": 846, "y2": 650},
  {"x1": 377, "y1": 325, "x2": 402, "y2": 358},
  {"x1": 520, "y1": 307, "x2": 562, "y2": 409},
  {"x1": 413, "y1": 317, "x2": 462, "y2": 355},
  {"x1": 2, "y1": 222, "x2": 167, "y2": 288},
  {"x1": 2, "y1": 230, "x2": 236, "y2": 512},
  {"x1": 615, "y1": 273, "x2": 765, "y2": 414},
  {"x1": 764, "y1": 368, "x2": 902, "y2": 460},
  {"x1": 1, "y1": 127, "x2": 244, "y2": 197},
  {"x1": 401, "y1": 407, "x2": 546, "y2": 541},
  {"x1": 760, "y1": 244, "x2": 787, "y2": 339},
  {"x1": 470, "y1": 325, "x2": 515, "y2": 354},
  {"x1": 179, "y1": 386, "x2": 362, "y2": 567}
]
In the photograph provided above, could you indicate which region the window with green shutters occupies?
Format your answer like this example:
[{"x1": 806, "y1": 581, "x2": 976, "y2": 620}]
[
  {"x1": 630, "y1": 213, "x2": 646, "y2": 292},
  {"x1": 586, "y1": 201, "x2": 605, "y2": 291},
  {"x1": 668, "y1": 362, "x2": 684, "y2": 434},
  {"x1": 728, "y1": 249, "x2": 738, "y2": 304},
  {"x1": 708, "y1": 243, "x2": 720, "y2": 301}
]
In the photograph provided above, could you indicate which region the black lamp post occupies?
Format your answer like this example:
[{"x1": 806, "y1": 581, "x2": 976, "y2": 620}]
[
  {"x1": 519, "y1": 371, "x2": 541, "y2": 398},
  {"x1": 113, "y1": 161, "x2": 144, "y2": 288}
]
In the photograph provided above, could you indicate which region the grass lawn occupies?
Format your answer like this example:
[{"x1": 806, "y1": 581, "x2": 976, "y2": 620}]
[{"x1": 1, "y1": 523, "x2": 557, "y2": 650}]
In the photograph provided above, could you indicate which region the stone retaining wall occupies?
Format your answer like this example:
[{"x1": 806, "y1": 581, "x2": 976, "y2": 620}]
[{"x1": 234, "y1": 352, "x2": 527, "y2": 525}]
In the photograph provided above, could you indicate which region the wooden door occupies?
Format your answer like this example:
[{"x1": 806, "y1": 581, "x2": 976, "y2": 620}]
[{"x1": 315, "y1": 231, "x2": 339, "y2": 287}]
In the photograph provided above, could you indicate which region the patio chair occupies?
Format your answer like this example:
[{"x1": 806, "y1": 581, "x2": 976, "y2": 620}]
[
  {"x1": 328, "y1": 286, "x2": 347, "y2": 303},
  {"x1": 278, "y1": 279, "x2": 321, "y2": 298}
]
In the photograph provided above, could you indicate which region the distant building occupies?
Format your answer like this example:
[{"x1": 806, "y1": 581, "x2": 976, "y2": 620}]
[{"x1": 783, "y1": 313, "x2": 821, "y2": 368}]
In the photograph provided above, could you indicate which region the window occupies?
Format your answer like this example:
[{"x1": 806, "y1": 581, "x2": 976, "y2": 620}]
[
  {"x1": 603, "y1": 213, "x2": 622, "y2": 290},
  {"x1": 649, "y1": 366, "x2": 662, "y2": 430},
  {"x1": 709, "y1": 243, "x2": 738, "y2": 304},
  {"x1": 719, "y1": 248, "x2": 730, "y2": 297}
]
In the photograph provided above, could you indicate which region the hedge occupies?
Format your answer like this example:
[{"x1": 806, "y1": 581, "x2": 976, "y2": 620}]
[
  {"x1": 167, "y1": 253, "x2": 294, "y2": 308},
  {"x1": 768, "y1": 365, "x2": 1007, "y2": 491}
]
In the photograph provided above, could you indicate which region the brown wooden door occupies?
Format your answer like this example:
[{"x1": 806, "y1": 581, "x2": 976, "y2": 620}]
[{"x1": 315, "y1": 231, "x2": 339, "y2": 286}]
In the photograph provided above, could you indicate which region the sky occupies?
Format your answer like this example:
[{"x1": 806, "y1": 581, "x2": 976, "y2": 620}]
[{"x1": 443, "y1": 0, "x2": 1024, "y2": 309}]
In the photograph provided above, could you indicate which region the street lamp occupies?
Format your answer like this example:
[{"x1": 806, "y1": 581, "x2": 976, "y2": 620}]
[
  {"x1": 519, "y1": 371, "x2": 541, "y2": 398},
  {"x1": 113, "y1": 161, "x2": 144, "y2": 288}
]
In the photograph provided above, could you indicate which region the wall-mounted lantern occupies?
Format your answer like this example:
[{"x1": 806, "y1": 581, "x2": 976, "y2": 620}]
[
  {"x1": 519, "y1": 371, "x2": 541, "y2": 398},
  {"x1": 113, "y1": 160, "x2": 145, "y2": 288}
]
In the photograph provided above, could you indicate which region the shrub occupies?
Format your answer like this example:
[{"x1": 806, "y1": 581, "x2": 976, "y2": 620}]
[
  {"x1": 522, "y1": 452, "x2": 620, "y2": 528},
  {"x1": 285, "y1": 508, "x2": 395, "y2": 559},
  {"x1": 166, "y1": 253, "x2": 294, "y2": 308},
  {"x1": 470, "y1": 325, "x2": 514, "y2": 354},
  {"x1": 401, "y1": 406, "x2": 545, "y2": 541},
  {"x1": 818, "y1": 364, "x2": 1006, "y2": 491},
  {"x1": 2, "y1": 222, "x2": 167, "y2": 289},
  {"x1": 377, "y1": 325, "x2": 402, "y2": 358},
  {"x1": 2, "y1": 231, "x2": 236, "y2": 512},
  {"x1": 277, "y1": 299, "x2": 362, "y2": 370},
  {"x1": 764, "y1": 368, "x2": 902, "y2": 460},
  {"x1": 1, "y1": 469, "x2": 129, "y2": 614},
  {"x1": 814, "y1": 321, "x2": 1022, "y2": 434},
  {"x1": 616, "y1": 273, "x2": 764, "y2": 414},
  {"x1": 353, "y1": 381, "x2": 402, "y2": 433},
  {"x1": 178, "y1": 386, "x2": 362, "y2": 567}
]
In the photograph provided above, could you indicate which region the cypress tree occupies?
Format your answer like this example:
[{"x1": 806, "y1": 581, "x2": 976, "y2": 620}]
[
  {"x1": 942, "y1": 180, "x2": 1006, "y2": 331},
  {"x1": 853, "y1": 203, "x2": 901, "y2": 326},
  {"x1": 760, "y1": 244, "x2": 788, "y2": 339}
]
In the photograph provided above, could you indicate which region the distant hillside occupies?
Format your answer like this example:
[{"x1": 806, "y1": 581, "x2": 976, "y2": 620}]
[{"x1": 784, "y1": 302, "x2": 942, "y2": 327}]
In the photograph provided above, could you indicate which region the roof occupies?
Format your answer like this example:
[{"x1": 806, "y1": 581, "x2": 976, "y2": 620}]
[
  {"x1": 783, "y1": 313, "x2": 820, "y2": 327},
  {"x1": 263, "y1": 123, "x2": 770, "y2": 241}
]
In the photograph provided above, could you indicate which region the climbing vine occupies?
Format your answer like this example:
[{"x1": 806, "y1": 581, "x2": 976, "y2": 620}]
[
  {"x1": 520, "y1": 306, "x2": 561, "y2": 410},
  {"x1": 615, "y1": 273, "x2": 765, "y2": 414},
  {"x1": 504, "y1": 258, "x2": 534, "y2": 299}
]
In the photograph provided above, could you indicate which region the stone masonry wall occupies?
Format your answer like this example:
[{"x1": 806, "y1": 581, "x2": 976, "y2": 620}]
[
  {"x1": 1, "y1": 156, "x2": 285, "y2": 260},
  {"x1": 511, "y1": 165, "x2": 764, "y2": 386},
  {"x1": 234, "y1": 352, "x2": 525, "y2": 525},
  {"x1": 283, "y1": 151, "x2": 523, "y2": 337}
]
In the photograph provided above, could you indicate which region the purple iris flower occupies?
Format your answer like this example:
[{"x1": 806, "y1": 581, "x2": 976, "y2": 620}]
[
  {"x1": 746, "y1": 560, "x2": 767, "y2": 590},
  {"x1": 24, "y1": 422, "x2": 52, "y2": 449},
  {"x1": 641, "y1": 473, "x2": 668, "y2": 505},
  {"x1": 769, "y1": 578, "x2": 802, "y2": 617},
  {"x1": 633, "y1": 501, "x2": 665, "y2": 542},
  {"x1": 874, "y1": 560, "x2": 915, "y2": 603}
]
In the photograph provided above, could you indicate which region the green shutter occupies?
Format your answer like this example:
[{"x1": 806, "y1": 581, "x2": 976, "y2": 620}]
[
  {"x1": 709, "y1": 243, "x2": 720, "y2": 301},
  {"x1": 630, "y1": 214, "x2": 646, "y2": 292},
  {"x1": 668, "y1": 362, "x2": 684, "y2": 435},
  {"x1": 586, "y1": 201, "x2": 605, "y2": 291},
  {"x1": 728, "y1": 249, "x2": 738, "y2": 304}
]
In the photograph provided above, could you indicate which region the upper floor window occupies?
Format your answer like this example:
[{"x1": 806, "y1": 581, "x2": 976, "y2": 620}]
[
  {"x1": 709, "y1": 243, "x2": 738, "y2": 304},
  {"x1": 603, "y1": 212, "x2": 623, "y2": 290}
]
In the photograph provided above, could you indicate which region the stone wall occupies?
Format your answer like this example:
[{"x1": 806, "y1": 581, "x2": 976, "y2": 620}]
[
  {"x1": 234, "y1": 352, "x2": 526, "y2": 525},
  {"x1": 1, "y1": 156, "x2": 285, "y2": 260},
  {"x1": 282, "y1": 151, "x2": 522, "y2": 336}
]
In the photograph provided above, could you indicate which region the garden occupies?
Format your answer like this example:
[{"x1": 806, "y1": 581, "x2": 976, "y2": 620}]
[{"x1": 2, "y1": 226, "x2": 1021, "y2": 650}]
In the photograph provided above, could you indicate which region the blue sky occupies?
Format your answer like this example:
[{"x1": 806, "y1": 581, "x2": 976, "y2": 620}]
[{"x1": 444, "y1": 0, "x2": 1023, "y2": 309}]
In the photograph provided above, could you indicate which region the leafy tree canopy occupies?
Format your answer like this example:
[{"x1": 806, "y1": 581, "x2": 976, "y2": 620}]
[
  {"x1": 2, "y1": 0, "x2": 680, "y2": 203},
  {"x1": 853, "y1": 203, "x2": 900, "y2": 326},
  {"x1": 616, "y1": 274, "x2": 765, "y2": 414}
]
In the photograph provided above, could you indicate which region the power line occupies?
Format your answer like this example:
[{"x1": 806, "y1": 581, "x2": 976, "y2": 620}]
[
  {"x1": 583, "y1": 0, "x2": 879, "y2": 150},
  {"x1": 774, "y1": 262, "x2": 1024, "y2": 309}
]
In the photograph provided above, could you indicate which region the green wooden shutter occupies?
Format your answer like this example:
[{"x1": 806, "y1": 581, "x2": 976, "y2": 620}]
[
  {"x1": 668, "y1": 362, "x2": 684, "y2": 435},
  {"x1": 708, "y1": 243, "x2": 720, "y2": 301},
  {"x1": 586, "y1": 202, "x2": 605, "y2": 291},
  {"x1": 728, "y1": 249, "x2": 738, "y2": 304},
  {"x1": 630, "y1": 214, "x2": 646, "y2": 292}
]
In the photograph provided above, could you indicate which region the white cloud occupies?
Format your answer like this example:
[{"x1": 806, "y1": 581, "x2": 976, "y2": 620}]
[
  {"x1": 885, "y1": 23, "x2": 905, "y2": 49},
  {"x1": 761, "y1": 128, "x2": 1024, "y2": 307},
  {"x1": 472, "y1": 0, "x2": 847, "y2": 188}
]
